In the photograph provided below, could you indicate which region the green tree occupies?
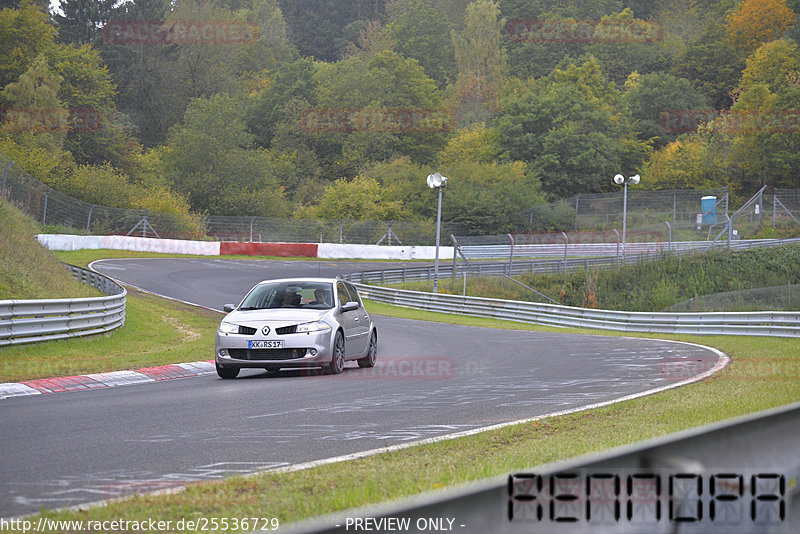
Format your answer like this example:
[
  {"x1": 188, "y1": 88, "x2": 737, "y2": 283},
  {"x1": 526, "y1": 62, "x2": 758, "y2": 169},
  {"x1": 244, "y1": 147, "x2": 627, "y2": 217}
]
[
  {"x1": 161, "y1": 93, "x2": 289, "y2": 216},
  {"x1": 671, "y1": 20, "x2": 746, "y2": 109},
  {"x1": 296, "y1": 174, "x2": 408, "y2": 220},
  {"x1": 247, "y1": 58, "x2": 316, "y2": 149},
  {"x1": 98, "y1": 0, "x2": 173, "y2": 146},
  {"x1": 0, "y1": 0, "x2": 56, "y2": 89},
  {"x1": 496, "y1": 58, "x2": 649, "y2": 198},
  {"x1": 311, "y1": 49, "x2": 448, "y2": 177},
  {"x1": 277, "y1": 0, "x2": 386, "y2": 61},
  {"x1": 437, "y1": 122, "x2": 501, "y2": 165},
  {"x1": 1, "y1": 54, "x2": 64, "y2": 152},
  {"x1": 386, "y1": 0, "x2": 456, "y2": 87},
  {"x1": 53, "y1": 0, "x2": 116, "y2": 46},
  {"x1": 451, "y1": 0, "x2": 507, "y2": 126},
  {"x1": 622, "y1": 71, "x2": 710, "y2": 148}
]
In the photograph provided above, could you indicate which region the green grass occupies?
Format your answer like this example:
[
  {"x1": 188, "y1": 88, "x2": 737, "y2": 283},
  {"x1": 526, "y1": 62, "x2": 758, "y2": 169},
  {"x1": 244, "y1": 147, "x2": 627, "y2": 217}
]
[
  {"x1": 8, "y1": 300, "x2": 798, "y2": 532},
  {"x1": 0, "y1": 199, "x2": 98, "y2": 300},
  {"x1": 396, "y1": 245, "x2": 800, "y2": 311},
  {"x1": 0, "y1": 289, "x2": 221, "y2": 382}
]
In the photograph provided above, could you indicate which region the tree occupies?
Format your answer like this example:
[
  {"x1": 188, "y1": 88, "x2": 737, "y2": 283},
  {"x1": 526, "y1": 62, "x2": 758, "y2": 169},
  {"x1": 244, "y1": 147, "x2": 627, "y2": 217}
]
[
  {"x1": 386, "y1": 0, "x2": 456, "y2": 87},
  {"x1": 97, "y1": 0, "x2": 173, "y2": 146},
  {"x1": 451, "y1": 0, "x2": 507, "y2": 126},
  {"x1": 622, "y1": 71, "x2": 710, "y2": 148},
  {"x1": 42, "y1": 43, "x2": 140, "y2": 170},
  {"x1": 53, "y1": 0, "x2": 116, "y2": 46},
  {"x1": 672, "y1": 20, "x2": 747, "y2": 109},
  {"x1": 161, "y1": 94, "x2": 289, "y2": 216},
  {"x1": 495, "y1": 58, "x2": 650, "y2": 198},
  {"x1": 725, "y1": 0, "x2": 795, "y2": 51},
  {"x1": 437, "y1": 122, "x2": 501, "y2": 165},
  {"x1": 247, "y1": 58, "x2": 316, "y2": 149},
  {"x1": 739, "y1": 38, "x2": 800, "y2": 93},
  {"x1": 310, "y1": 49, "x2": 448, "y2": 177},
  {"x1": 277, "y1": 0, "x2": 385, "y2": 61},
  {"x1": 0, "y1": 0, "x2": 56, "y2": 89},
  {"x1": 296, "y1": 174, "x2": 408, "y2": 220},
  {"x1": 1, "y1": 54, "x2": 65, "y2": 152}
]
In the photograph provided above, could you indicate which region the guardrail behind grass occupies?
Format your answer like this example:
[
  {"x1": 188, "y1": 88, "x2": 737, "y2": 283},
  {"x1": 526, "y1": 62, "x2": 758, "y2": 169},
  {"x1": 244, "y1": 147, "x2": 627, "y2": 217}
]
[
  {"x1": 0, "y1": 265, "x2": 126, "y2": 346},
  {"x1": 354, "y1": 283, "x2": 800, "y2": 338}
]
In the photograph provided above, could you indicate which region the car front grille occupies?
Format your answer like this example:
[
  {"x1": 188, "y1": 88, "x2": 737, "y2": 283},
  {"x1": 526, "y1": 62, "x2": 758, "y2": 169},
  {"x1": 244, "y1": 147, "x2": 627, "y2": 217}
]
[
  {"x1": 237, "y1": 325, "x2": 295, "y2": 335},
  {"x1": 275, "y1": 325, "x2": 297, "y2": 335},
  {"x1": 228, "y1": 348, "x2": 307, "y2": 360}
]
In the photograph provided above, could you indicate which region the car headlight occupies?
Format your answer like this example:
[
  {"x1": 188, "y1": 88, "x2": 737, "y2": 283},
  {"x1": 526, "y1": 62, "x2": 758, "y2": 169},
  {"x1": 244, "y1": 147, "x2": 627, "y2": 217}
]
[
  {"x1": 218, "y1": 321, "x2": 239, "y2": 334},
  {"x1": 296, "y1": 321, "x2": 331, "y2": 333}
]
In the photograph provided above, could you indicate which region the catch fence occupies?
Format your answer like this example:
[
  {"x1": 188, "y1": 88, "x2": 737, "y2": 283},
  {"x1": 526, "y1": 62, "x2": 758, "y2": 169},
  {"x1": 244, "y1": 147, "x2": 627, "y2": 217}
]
[{"x1": 3, "y1": 151, "x2": 798, "y2": 244}]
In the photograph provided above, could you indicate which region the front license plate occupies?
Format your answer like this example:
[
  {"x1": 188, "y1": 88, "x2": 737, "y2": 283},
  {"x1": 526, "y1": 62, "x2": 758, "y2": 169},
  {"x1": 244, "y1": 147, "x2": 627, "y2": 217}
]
[{"x1": 249, "y1": 340, "x2": 284, "y2": 349}]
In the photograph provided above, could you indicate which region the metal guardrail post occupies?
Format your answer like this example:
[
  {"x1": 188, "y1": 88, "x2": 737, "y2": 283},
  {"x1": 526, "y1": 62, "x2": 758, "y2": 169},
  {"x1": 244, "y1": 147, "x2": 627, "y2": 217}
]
[{"x1": 561, "y1": 231, "x2": 568, "y2": 279}]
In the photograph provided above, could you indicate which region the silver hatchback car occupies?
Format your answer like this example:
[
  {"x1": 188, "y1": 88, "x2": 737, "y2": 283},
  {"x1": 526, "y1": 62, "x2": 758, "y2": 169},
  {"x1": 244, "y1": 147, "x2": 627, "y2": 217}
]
[{"x1": 214, "y1": 278, "x2": 377, "y2": 378}]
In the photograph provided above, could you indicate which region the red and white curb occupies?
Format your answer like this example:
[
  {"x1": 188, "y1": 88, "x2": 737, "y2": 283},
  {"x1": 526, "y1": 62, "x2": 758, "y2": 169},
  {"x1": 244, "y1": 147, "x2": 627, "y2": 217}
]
[{"x1": 0, "y1": 361, "x2": 215, "y2": 400}]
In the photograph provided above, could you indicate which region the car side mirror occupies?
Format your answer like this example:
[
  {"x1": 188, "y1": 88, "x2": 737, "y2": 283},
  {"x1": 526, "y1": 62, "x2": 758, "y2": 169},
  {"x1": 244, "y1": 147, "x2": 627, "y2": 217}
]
[
  {"x1": 341, "y1": 301, "x2": 360, "y2": 312},
  {"x1": 223, "y1": 304, "x2": 236, "y2": 313}
]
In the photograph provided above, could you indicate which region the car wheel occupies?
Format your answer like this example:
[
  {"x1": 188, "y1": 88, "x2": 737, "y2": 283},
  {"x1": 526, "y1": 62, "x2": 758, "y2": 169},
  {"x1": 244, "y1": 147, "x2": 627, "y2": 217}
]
[
  {"x1": 358, "y1": 331, "x2": 377, "y2": 368},
  {"x1": 216, "y1": 363, "x2": 239, "y2": 379},
  {"x1": 326, "y1": 331, "x2": 345, "y2": 374}
]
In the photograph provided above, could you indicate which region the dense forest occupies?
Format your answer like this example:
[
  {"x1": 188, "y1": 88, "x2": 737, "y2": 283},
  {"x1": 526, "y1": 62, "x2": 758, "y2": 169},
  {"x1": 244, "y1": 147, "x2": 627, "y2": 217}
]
[{"x1": 1, "y1": 0, "x2": 799, "y2": 234}]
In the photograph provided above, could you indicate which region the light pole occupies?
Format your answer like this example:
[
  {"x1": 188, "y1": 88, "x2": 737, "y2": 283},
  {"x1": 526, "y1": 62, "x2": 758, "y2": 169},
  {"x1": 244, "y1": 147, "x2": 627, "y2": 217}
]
[
  {"x1": 427, "y1": 172, "x2": 447, "y2": 293},
  {"x1": 613, "y1": 173, "x2": 640, "y2": 258}
]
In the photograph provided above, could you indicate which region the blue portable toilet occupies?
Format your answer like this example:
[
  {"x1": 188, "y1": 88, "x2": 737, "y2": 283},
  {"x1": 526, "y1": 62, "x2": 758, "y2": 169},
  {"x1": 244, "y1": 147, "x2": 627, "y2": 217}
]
[{"x1": 701, "y1": 196, "x2": 717, "y2": 224}]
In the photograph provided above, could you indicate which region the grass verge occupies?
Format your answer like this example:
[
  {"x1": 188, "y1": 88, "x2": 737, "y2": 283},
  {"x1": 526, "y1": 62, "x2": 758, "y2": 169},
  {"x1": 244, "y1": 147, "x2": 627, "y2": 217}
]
[
  {"x1": 0, "y1": 288, "x2": 220, "y2": 382},
  {"x1": 9, "y1": 299, "x2": 799, "y2": 532}
]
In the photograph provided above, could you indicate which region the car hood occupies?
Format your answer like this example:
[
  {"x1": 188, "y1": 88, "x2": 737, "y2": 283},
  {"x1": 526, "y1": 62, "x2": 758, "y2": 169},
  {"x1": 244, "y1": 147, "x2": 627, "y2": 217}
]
[{"x1": 224, "y1": 308, "x2": 330, "y2": 325}]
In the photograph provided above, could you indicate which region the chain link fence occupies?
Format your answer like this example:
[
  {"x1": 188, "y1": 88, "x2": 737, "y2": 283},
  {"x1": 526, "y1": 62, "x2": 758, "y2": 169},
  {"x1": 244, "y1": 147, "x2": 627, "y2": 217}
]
[
  {"x1": 519, "y1": 187, "x2": 800, "y2": 236},
  {"x1": 0, "y1": 152, "x2": 465, "y2": 245},
  {"x1": 3, "y1": 150, "x2": 799, "y2": 244}
]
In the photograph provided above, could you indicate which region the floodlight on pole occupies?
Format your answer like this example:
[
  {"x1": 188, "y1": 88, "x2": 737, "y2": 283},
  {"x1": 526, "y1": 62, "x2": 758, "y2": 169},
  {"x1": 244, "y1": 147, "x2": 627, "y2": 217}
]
[
  {"x1": 613, "y1": 174, "x2": 640, "y2": 258},
  {"x1": 427, "y1": 172, "x2": 448, "y2": 293}
]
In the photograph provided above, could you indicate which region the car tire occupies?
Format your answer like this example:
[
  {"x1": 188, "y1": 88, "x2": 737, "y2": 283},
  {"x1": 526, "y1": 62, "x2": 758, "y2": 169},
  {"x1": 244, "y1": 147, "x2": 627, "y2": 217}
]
[
  {"x1": 216, "y1": 363, "x2": 239, "y2": 379},
  {"x1": 326, "y1": 331, "x2": 345, "y2": 375},
  {"x1": 357, "y1": 331, "x2": 377, "y2": 368}
]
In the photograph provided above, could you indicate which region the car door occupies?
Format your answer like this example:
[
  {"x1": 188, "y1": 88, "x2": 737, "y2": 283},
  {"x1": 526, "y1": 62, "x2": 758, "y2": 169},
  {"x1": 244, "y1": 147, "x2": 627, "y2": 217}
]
[
  {"x1": 336, "y1": 281, "x2": 363, "y2": 357},
  {"x1": 345, "y1": 281, "x2": 370, "y2": 353}
]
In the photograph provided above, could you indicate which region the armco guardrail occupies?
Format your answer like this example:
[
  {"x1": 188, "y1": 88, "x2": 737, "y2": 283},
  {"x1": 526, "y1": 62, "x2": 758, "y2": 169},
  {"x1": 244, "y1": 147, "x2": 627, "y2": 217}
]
[
  {"x1": 288, "y1": 400, "x2": 800, "y2": 533},
  {"x1": 0, "y1": 265, "x2": 126, "y2": 346},
  {"x1": 353, "y1": 283, "x2": 800, "y2": 337},
  {"x1": 344, "y1": 239, "x2": 800, "y2": 283},
  {"x1": 460, "y1": 237, "x2": 800, "y2": 259}
]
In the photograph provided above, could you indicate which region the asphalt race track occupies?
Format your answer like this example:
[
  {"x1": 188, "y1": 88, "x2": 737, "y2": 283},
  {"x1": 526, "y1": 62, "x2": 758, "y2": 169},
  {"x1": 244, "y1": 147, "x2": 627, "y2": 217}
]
[{"x1": 0, "y1": 258, "x2": 723, "y2": 518}]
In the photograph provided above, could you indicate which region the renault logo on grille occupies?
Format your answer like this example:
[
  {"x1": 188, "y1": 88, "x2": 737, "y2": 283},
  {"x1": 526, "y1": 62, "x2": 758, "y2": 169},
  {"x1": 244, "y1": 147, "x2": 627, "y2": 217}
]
[{"x1": 262, "y1": 326, "x2": 270, "y2": 336}]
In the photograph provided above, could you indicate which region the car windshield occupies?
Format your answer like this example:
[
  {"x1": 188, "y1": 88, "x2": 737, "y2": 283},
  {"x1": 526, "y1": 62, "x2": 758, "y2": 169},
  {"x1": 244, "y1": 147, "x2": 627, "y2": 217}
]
[{"x1": 239, "y1": 282, "x2": 334, "y2": 310}]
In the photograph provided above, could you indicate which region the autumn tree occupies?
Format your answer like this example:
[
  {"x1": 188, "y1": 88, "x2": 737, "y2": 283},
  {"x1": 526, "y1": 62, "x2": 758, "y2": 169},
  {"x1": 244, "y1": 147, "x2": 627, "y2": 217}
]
[{"x1": 725, "y1": 0, "x2": 795, "y2": 51}]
